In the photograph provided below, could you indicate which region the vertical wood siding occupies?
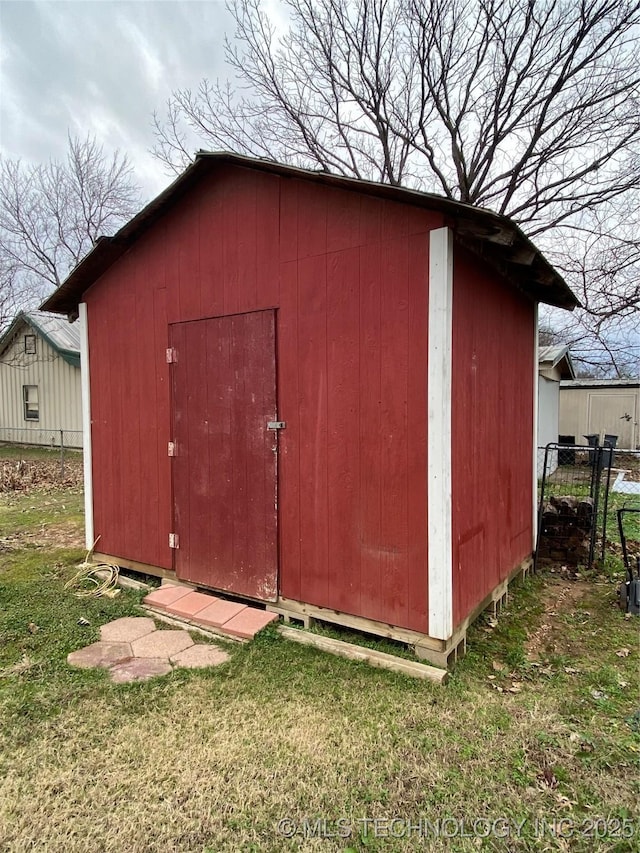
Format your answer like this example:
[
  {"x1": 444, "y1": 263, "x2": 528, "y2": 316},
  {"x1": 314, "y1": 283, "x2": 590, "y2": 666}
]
[
  {"x1": 170, "y1": 311, "x2": 278, "y2": 599},
  {"x1": 451, "y1": 244, "x2": 535, "y2": 629},
  {"x1": 0, "y1": 330, "x2": 82, "y2": 444},
  {"x1": 85, "y1": 166, "x2": 438, "y2": 631}
]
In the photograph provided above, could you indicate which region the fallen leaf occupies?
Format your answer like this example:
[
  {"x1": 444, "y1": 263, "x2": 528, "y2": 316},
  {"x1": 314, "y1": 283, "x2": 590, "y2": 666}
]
[
  {"x1": 508, "y1": 685, "x2": 522, "y2": 694},
  {"x1": 569, "y1": 732, "x2": 580, "y2": 743},
  {"x1": 492, "y1": 660, "x2": 506, "y2": 672},
  {"x1": 487, "y1": 675, "x2": 496, "y2": 680},
  {"x1": 564, "y1": 667, "x2": 579, "y2": 674},
  {"x1": 616, "y1": 648, "x2": 630, "y2": 657},
  {"x1": 590, "y1": 689, "x2": 608, "y2": 700},
  {"x1": 539, "y1": 767, "x2": 558, "y2": 789},
  {"x1": 618, "y1": 681, "x2": 629, "y2": 689},
  {"x1": 27, "y1": 622, "x2": 39, "y2": 634},
  {"x1": 624, "y1": 613, "x2": 632, "y2": 620}
]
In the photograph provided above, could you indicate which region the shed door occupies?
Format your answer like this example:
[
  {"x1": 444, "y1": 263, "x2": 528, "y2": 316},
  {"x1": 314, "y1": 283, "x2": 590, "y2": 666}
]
[
  {"x1": 170, "y1": 310, "x2": 278, "y2": 600},
  {"x1": 588, "y1": 393, "x2": 635, "y2": 448}
]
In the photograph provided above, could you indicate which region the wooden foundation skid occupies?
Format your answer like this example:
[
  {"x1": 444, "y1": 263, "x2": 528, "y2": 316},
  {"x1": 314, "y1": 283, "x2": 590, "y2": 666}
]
[
  {"x1": 92, "y1": 553, "x2": 177, "y2": 582},
  {"x1": 267, "y1": 556, "x2": 533, "y2": 669},
  {"x1": 93, "y1": 550, "x2": 532, "y2": 670}
]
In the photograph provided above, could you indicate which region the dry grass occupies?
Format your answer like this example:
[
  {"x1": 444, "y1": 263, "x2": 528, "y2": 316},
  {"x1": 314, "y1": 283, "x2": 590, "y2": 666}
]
[
  {"x1": 1, "y1": 480, "x2": 638, "y2": 852},
  {"x1": 0, "y1": 668, "x2": 636, "y2": 852}
]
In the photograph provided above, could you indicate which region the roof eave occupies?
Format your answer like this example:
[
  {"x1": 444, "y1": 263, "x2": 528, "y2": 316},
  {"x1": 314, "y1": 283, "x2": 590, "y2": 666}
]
[
  {"x1": 0, "y1": 312, "x2": 28, "y2": 357},
  {"x1": 40, "y1": 152, "x2": 579, "y2": 315}
]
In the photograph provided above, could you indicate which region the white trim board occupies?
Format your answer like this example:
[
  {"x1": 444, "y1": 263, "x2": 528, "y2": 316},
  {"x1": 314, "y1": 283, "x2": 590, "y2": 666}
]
[
  {"x1": 78, "y1": 303, "x2": 94, "y2": 550},
  {"x1": 532, "y1": 302, "x2": 539, "y2": 549},
  {"x1": 427, "y1": 227, "x2": 454, "y2": 641}
]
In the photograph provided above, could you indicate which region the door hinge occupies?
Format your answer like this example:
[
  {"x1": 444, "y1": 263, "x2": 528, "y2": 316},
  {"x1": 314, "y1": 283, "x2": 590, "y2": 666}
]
[
  {"x1": 169, "y1": 533, "x2": 179, "y2": 549},
  {"x1": 267, "y1": 421, "x2": 286, "y2": 430},
  {"x1": 166, "y1": 347, "x2": 177, "y2": 364},
  {"x1": 168, "y1": 441, "x2": 176, "y2": 457}
]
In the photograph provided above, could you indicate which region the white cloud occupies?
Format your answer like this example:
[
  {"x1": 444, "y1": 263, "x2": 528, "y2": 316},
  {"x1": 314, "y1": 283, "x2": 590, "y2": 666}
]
[{"x1": 0, "y1": 0, "x2": 234, "y2": 198}]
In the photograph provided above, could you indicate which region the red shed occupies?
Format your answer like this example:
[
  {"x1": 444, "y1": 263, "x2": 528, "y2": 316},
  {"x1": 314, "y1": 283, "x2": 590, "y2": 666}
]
[{"x1": 43, "y1": 153, "x2": 577, "y2": 666}]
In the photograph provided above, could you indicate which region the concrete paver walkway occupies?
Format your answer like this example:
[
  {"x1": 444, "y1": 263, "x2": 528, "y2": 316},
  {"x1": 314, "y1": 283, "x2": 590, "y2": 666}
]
[{"x1": 67, "y1": 617, "x2": 231, "y2": 683}]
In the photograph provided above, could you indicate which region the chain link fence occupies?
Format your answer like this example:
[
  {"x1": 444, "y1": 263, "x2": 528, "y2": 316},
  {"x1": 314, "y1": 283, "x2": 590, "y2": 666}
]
[
  {"x1": 0, "y1": 427, "x2": 83, "y2": 448},
  {"x1": 0, "y1": 428, "x2": 83, "y2": 482}
]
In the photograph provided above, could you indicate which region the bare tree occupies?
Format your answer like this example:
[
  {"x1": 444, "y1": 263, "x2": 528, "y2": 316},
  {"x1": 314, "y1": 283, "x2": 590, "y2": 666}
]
[
  {"x1": 0, "y1": 134, "x2": 140, "y2": 328},
  {"x1": 153, "y1": 0, "x2": 640, "y2": 375},
  {"x1": 540, "y1": 212, "x2": 640, "y2": 376}
]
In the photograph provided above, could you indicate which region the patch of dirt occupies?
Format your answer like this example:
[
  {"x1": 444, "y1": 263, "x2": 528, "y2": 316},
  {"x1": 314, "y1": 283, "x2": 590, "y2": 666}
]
[
  {"x1": 0, "y1": 459, "x2": 83, "y2": 493},
  {"x1": 525, "y1": 577, "x2": 593, "y2": 661}
]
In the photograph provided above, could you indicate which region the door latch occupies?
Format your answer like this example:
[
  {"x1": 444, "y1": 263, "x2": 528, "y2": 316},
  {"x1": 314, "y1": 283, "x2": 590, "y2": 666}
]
[{"x1": 267, "y1": 421, "x2": 286, "y2": 430}]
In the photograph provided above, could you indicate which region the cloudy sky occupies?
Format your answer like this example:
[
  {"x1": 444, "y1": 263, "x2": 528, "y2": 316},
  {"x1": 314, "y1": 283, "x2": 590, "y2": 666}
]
[{"x1": 0, "y1": 0, "x2": 241, "y2": 199}]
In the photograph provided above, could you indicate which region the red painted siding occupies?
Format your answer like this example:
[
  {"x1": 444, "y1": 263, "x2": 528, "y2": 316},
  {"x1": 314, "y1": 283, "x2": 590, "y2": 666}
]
[
  {"x1": 451, "y1": 244, "x2": 535, "y2": 630},
  {"x1": 276, "y1": 180, "x2": 435, "y2": 631},
  {"x1": 85, "y1": 165, "x2": 437, "y2": 631}
]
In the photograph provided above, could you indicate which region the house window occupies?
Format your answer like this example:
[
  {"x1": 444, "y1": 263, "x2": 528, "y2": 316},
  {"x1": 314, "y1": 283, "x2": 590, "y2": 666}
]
[
  {"x1": 23, "y1": 385, "x2": 39, "y2": 421},
  {"x1": 24, "y1": 334, "x2": 36, "y2": 354}
]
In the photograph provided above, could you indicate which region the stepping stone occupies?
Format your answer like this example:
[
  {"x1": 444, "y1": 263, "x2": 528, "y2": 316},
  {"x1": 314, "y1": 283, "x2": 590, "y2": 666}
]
[
  {"x1": 195, "y1": 599, "x2": 247, "y2": 628},
  {"x1": 100, "y1": 617, "x2": 156, "y2": 643},
  {"x1": 109, "y1": 658, "x2": 172, "y2": 684},
  {"x1": 170, "y1": 644, "x2": 231, "y2": 669},
  {"x1": 143, "y1": 585, "x2": 193, "y2": 610},
  {"x1": 221, "y1": 609, "x2": 278, "y2": 639},
  {"x1": 67, "y1": 641, "x2": 132, "y2": 669},
  {"x1": 166, "y1": 590, "x2": 218, "y2": 618},
  {"x1": 131, "y1": 629, "x2": 194, "y2": 660}
]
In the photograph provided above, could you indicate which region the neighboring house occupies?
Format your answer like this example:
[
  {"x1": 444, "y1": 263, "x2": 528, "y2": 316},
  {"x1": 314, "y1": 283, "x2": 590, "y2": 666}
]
[
  {"x1": 560, "y1": 379, "x2": 640, "y2": 450},
  {"x1": 0, "y1": 310, "x2": 82, "y2": 447},
  {"x1": 42, "y1": 152, "x2": 577, "y2": 666},
  {"x1": 537, "y1": 344, "x2": 575, "y2": 476}
]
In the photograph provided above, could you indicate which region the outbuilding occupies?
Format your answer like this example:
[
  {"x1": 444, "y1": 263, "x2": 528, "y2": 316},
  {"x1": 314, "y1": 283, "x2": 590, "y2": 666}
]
[
  {"x1": 42, "y1": 153, "x2": 577, "y2": 665},
  {"x1": 560, "y1": 378, "x2": 639, "y2": 450},
  {"x1": 0, "y1": 310, "x2": 82, "y2": 448},
  {"x1": 537, "y1": 344, "x2": 575, "y2": 476}
]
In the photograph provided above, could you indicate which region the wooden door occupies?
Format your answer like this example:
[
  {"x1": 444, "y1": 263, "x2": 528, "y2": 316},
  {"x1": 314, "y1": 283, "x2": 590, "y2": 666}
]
[
  {"x1": 170, "y1": 310, "x2": 278, "y2": 600},
  {"x1": 588, "y1": 393, "x2": 636, "y2": 448}
]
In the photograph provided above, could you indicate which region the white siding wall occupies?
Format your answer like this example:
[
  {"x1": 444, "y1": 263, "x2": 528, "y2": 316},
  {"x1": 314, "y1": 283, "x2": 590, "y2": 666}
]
[
  {"x1": 0, "y1": 330, "x2": 82, "y2": 446},
  {"x1": 560, "y1": 387, "x2": 639, "y2": 450},
  {"x1": 538, "y1": 375, "x2": 559, "y2": 477}
]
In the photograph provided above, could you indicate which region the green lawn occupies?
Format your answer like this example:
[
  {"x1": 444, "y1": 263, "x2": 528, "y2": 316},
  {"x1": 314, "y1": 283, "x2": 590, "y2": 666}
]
[
  {"x1": 1, "y1": 483, "x2": 638, "y2": 852},
  {"x1": 0, "y1": 442, "x2": 81, "y2": 461}
]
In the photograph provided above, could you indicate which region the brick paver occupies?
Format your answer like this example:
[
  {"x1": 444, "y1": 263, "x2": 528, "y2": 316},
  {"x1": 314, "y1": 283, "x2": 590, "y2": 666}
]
[{"x1": 221, "y1": 608, "x2": 278, "y2": 639}]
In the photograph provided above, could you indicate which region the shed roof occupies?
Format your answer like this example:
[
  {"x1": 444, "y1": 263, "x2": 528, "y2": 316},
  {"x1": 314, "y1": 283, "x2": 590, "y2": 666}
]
[
  {"x1": 538, "y1": 344, "x2": 575, "y2": 380},
  {"x1": 41, "y1": 151, "x2": 578, "y2": 315},
  {"x1": 561, "y1": 378, "x2": 639, "y2": 389},
  {"x1": 0, "y1": 310, "x2": 81, "y2": 367}
]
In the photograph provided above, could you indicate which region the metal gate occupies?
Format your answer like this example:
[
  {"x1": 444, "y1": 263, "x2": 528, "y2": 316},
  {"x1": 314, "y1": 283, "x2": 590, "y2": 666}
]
[{"x1": 535, "y1": 442, "x2": 613, "y2": 571}]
